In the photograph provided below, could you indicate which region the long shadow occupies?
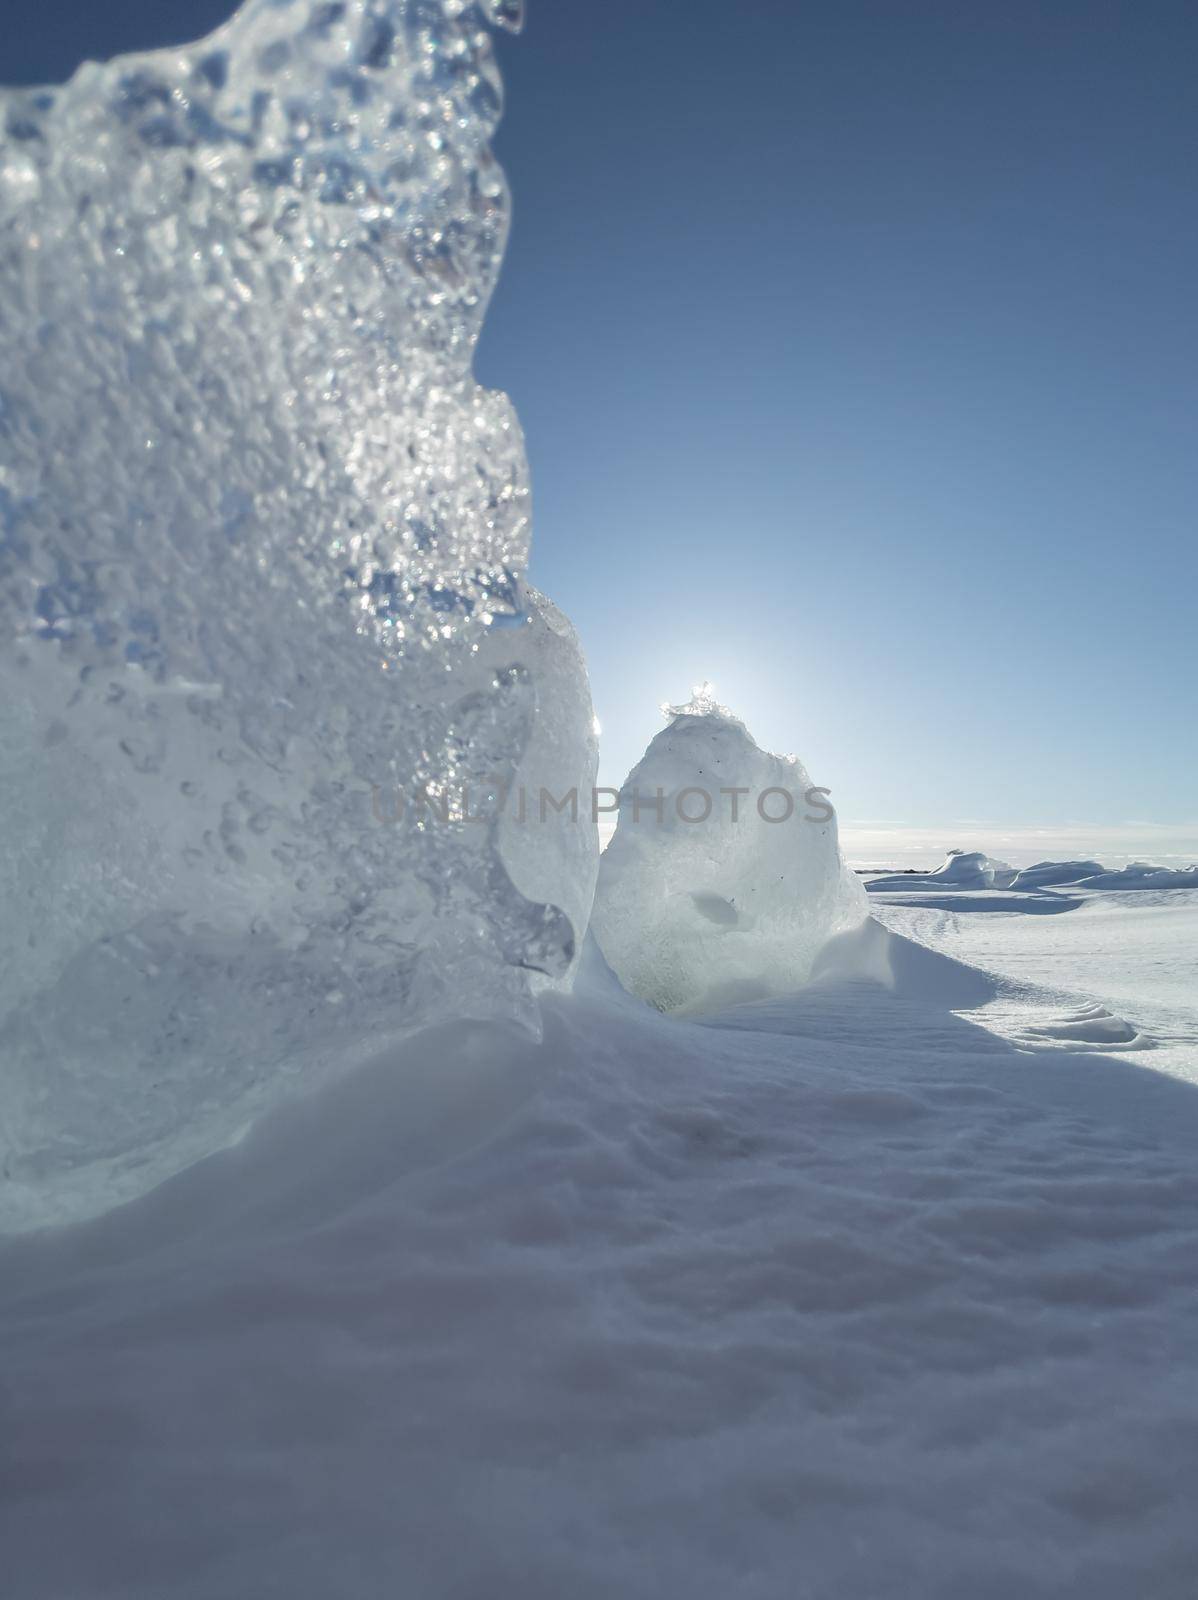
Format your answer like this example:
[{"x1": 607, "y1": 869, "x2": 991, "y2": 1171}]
[
  {"x1": 867, "y1": 888, "x2": 1083, "y2": 914},
  {"x1": 693, "y1": 914, "x2": 1198, "y2": 1143}
]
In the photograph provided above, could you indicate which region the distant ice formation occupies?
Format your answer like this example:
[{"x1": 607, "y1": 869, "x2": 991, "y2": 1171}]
[
  {"x1": 867, "y1": 853, "x2": 1198, "y2": 896},
  {"x1": 1070, "y1": 862, "x2": 1198, "y2": 890},
  {"x1": 0, "y1": 0, "x2": 596, "y2": 1231},
  {"x1": 591, "y1": 687, "x2": 866, "y2": 1013},
  {"x1": 867, "y1": 849, "x2": 1018, "y2": 893}
]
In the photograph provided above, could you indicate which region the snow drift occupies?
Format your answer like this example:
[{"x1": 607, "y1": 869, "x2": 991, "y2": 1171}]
[
  {"x1": 591, "y1": 685, "x2": 866, "y2": 1012},
  {"x1": 1072, "y1": 862, "x2": 1198, "y2": 891},
  {"x1": 1008, "y1": 859, "x2": 1106, "y2": 889},
  {"x1": 0, "y1": 0, "x2": 597, "y2": 1233},
  {"x1": 7, "y1": 896, "x2": 1198, "y2": 1599}
]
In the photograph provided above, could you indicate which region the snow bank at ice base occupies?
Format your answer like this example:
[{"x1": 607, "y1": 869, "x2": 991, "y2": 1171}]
[
  {"x1": 0, "y1": 0, "x2": 596, "y2": 1233},
  {"x1": 591, "y1": 685, "x2": 867, "y2": 1013}
]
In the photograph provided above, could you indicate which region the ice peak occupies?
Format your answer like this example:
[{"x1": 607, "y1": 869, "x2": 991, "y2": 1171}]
[{"x1": 661, "y1": 681, "x2": 734, "y2": 721}]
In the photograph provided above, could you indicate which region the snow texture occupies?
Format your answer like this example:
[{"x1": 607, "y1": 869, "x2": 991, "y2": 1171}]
[
  {"x1": 591, "y1": 687, "x2": 866, "y2": 1013},
  {"x1": 4, "y1": 896, "x2": 1198, "y2": 1599},
  {"x1": 0, "y1": 0, "x2": 596, "y2": 1233}
]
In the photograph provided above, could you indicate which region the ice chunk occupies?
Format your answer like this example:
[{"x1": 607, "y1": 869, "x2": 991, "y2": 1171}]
[
  {"x1": 0, "y1": 1, "x2": 596, "y2": 1232},
  {"x1": 867, "y1": 849, "x2": 1018, "y2": 893},
  {"x1": 591, "y1": 688, "x2": 866, "y2": 1013}
]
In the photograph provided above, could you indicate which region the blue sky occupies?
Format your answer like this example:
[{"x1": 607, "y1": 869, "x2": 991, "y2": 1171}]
[{"x1": 11, "y1": 0, "x2": 1197, "y2": 834}]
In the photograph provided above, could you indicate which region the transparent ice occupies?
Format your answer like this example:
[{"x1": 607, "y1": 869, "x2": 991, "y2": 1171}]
[
  {"x1": 591, "y1": 689, "x2": 866, "y2": 1013},
  {"x1": 0, "y1": 0, "x2": 597, "y2": 1232}
]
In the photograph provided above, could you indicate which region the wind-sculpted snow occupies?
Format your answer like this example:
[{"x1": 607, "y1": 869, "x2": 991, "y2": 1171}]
[
  {"x1": 0, "y1": 0, "x2": 596, "y2": 1232},
  {"x1": 592, "y1": 688, "x2": 866, "y2": 1013},
  {"x1": 1072, "y1": 862, "x2": 1198, "y2": 891},
  {"x1": 1008, "y1": 859, "x2": 1106, "y2": 889}
]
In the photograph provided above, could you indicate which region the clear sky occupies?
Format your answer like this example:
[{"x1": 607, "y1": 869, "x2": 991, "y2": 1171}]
[{"x1": 10, "y1": 1, "x2": 1197, "y2": 839}]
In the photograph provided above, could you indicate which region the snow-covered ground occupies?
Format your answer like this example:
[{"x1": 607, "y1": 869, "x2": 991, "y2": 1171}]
[
  {"x1": 872, "y1": 882, "x2": 1198, "y2": 1085},
  {"x1": 5, "y1": 887, "x2": 1197, "y2": 1598}
]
